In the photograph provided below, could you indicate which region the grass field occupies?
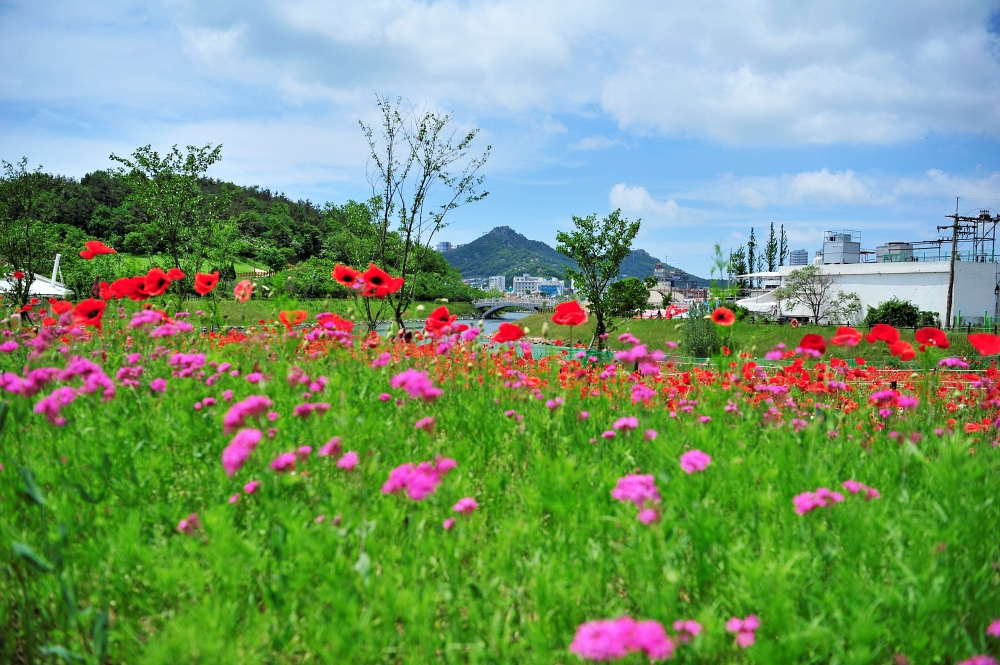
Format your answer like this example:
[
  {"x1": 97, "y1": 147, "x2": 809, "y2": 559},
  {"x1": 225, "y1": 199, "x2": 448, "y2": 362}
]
[{"x1": 1, "y1": 299, "x2": 998, "y2": 663}]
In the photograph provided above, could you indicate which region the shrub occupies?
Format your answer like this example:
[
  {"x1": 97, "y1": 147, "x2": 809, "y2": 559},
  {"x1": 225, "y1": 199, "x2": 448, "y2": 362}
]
[
  {"x1": 680, "y1": 302, "x2": 721, "y2": 357},
  {"x1": 863, "y1": 297, "x2": 938, "y2": 328}
]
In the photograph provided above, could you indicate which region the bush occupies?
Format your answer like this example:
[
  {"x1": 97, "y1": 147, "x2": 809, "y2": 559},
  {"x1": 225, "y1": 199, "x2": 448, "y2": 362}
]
[
  {"x1": 863, "y1": 297, "x2": 938, "y2": 329},
  {"x1": 680, "y1": 302, "x2": 721, "y2": 357}
]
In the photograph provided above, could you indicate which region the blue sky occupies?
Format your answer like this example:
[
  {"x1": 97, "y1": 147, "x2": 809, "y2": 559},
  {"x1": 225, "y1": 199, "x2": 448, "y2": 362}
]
[{"x1": 2, "y1": 0, "x2": 999, "y2": 277}]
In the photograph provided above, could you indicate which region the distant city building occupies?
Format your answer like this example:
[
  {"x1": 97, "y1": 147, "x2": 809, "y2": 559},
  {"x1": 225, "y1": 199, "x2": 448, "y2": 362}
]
[
  {"x1": 512, "y1": 273, "x2": 564, "y2": 297},
  {"x1": 788, "y1": 249, "x2": 808, "y2": 266},
  {"x1": 488, "y1": 275, "x2": 506, "y2": 292},
  {"x1": 462, "y1": 277, "x2": 489, "y2": 290},
  {"x1": 435, "y1": 241, "x2": 453, "y2": 253}
]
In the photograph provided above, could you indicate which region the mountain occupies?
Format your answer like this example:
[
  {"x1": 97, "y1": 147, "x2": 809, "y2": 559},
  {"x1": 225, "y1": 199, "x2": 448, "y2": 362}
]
[
  {"x1": 444, "y1": 226, "x2": 710, "y2": 287},
  {"x1": 444, "y1": 226, "x2": 575, "y2": 285}
]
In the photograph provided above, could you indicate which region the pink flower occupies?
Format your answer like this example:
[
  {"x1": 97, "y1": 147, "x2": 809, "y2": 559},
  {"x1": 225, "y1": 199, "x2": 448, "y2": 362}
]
[
  {"x1": 987, "y1": 619, "x2": 1000, "y2": 637},
  {"x1": 637, "y1": 508, "x2": 660, "y2": 524},
  {"x1": 672, "y1": 620, "x2": 702, "y2": 643},
  {"x1": 698, "y1": 415, "x2": 712, "y2": 424},
  {"x1": 270, "y1": 452, "x2": 297, "y2": 473},
  {"x1": 295, "y1": 445, "x2": 313, "y2": 460},
  {"x1": 315, "y1": 514, "x2": 325, "y2": 523},
  {"x1": 246, "y1": 371, "x2": 264, "y2": 384},
  {"x1": 223, "y1": 395, "x2": 274, "y2": 433},
  {"x1": 318, "y1": 436, "x2": 342, "y2": 457},
  {"x1": 569, "y1": 618, "x2": 633, "y2": 661},
  {"x1": 378, "y1": 393, "x2": 392, "y2": 402},
  {"x1": 267, "y1": 411, "x2": 280, "y2": 421},
  {"x1": 177, "y1": 513, "x2": 200, "y2": 535},
  {"x1": 611, "y1": 474, "x2": 660, "y2": 507},
  {"x1": 643, "y1": 429, "x2": 658, "y2": 441},
  {"x1": 453, "y1": 497, "x2": 478, "y2": 515},
  {"x1": 627, "y1": 620, "x2": 675, "y2": 660},
  {"x1": 842, "y1": 479, "x2": 865, "y2": 494},
  {"x1": 371, "y1": 351, "x2": 391, "y2": 368},
  {"x1": 679, "y1": 449, "x2": 711, "y2": 474},
  {"x1": 414, "y1": 416, "x2": 436, "y2": 433},
  {"x1": 957, "y1": 658, "x2": 999, "y2": 665},
  {"x1": 150, "y1": 377, "x2": 167, "y2": 393},
  {"x1": 612, "y1": 416, "x2": 639, "y2": 431},
  {"x1": 243, "y1": 480, "x2": 261, "y2": 494},
  {"x1": 228, "y1": 493, "x2": 240, "y2": 504},
  {"x1": 577, "y1": 410, "x2": 590, "y2": 421},
  {"x1": 726, "y1": 615, "x2": 759, "y2": 649},
  {"x1": 793, "y1": 487, "x2": 845, "y2": 514},
  {"x1": 442, "y1": 517, "x2": 456, "y2": 530},
  {"x1": 221, "y1": 428, "x2": 262, "y2": 477},
  {"x1": 600, "y1": 430, "x2": 616, "y2": 440},
  {"x1": 381, "y1": 457, "x2": 457, "y2": 501},
  {"x1": 390, "y1": 368, "x2": 443, "y2": 402},
  {"x1": 337, "y1": 451, "x2": 359, "y2": 470}
]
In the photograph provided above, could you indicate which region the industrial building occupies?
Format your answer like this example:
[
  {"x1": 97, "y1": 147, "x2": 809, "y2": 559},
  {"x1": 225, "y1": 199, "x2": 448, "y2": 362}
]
[
  {"x1": 737, "y1": 212, "x2": 1000, "y2": 326},
  {"x1": 488, "y1": 275, "x2": 506, "y2": 292}
]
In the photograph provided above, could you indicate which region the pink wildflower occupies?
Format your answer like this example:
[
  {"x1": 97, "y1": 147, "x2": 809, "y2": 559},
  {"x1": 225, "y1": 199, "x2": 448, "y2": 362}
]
[
  {"x1": 228, "y1": 493, "x2": 240, "y2": 504},
  {"x1": 673, "y1": 620, "x2": 703, "y2": 643},
  {"x1": 318, "y1": 437, "x2": 342, "y2": 457},
  {"x1": 176, "y1": 513, "x2": 200, "y2": 535},
  {"x1": 611, "y1": 474, "x2": 660, "y2": 507},
  {"x1": 243, "y1": 480, "x2": 261, "y2": 494},
  {"x1": 679, "y1": 449, "x2": 712, "y2": 474},
  {"x1": 600, "y1": 430, "x2": 616, "y2": 440},
  {"x1": 379, "y1": 392, "x2": 392, "y2": 402},
  {"x1": 793, "y1": 487, "x2": 845, "y2": 514},
  {"x1": 337, "y1": 451, "x2": 359, "y2": 470},
  {"x1": 295, "y1": 445, "x2": 313, "y2": 460},
  {"x1": 222, "y1": 395, "x2": 274, "y2": 433},
  {"x1": 270, "y1": 452, "x2": 297, "y2": 473},
  {"x1": 150, "y1": 377, "x2": 167, "y2": 393},
  {"x1": 442, "y1": 517, "x2": 456, "y2": 530},
  {"x1": 414, "y1": 416, "x2": 436, "y2": 433},
  {"x1": 643, "y1": 429, "x2": 658, "y2": 441},
  {"x1": 577, "y1": 410, "x2": 590, "y2": 421},
  {"x1": 726, "y1": 615, "x2": 759, "y2": 649},
  {"x1": 612, "y1": 416, "x2": 639, "y2": 431},
  {"x1": 637, "y1": 508, "x2": 660, "y2": 524},
  {"x1": 453, "y1": 497, "x2": 478, "y2": 515},
  {"x1": 956, "y1": 658, "x2": 998, "y2": 665},
  {"x1": 221, "y1": 428, "x2": 262, "y2": 477},
  {"x1": 390, "y1": 368, "x2": 443, "y2": 402},
  {"x1": 987, "y1": 619, "x2": 1000, "y2": 637}
]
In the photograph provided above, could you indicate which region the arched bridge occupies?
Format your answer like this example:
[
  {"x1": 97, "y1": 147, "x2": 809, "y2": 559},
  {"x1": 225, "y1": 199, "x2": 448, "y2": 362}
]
[{"x1": 472, "y1": 298, "x2": 555, "y2": 319}]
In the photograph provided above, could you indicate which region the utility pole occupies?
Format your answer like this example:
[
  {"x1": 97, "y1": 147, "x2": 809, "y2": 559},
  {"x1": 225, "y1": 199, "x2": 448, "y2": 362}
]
[{"x1": 945, "y1": 197, "x2": 960, "y2": 328}]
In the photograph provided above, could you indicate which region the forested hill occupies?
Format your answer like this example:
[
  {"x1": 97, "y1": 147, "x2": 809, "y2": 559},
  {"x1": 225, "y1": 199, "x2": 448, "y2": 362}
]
[{"x1": 444, "y1": 226, "x2": 709, "y2": 286}]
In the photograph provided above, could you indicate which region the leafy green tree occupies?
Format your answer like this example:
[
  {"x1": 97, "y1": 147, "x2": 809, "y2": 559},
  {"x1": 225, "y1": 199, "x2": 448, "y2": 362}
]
[
  {"x1": 771, "y1": 265, "x2": 836, "y2": 322},
  {"x1": 0, "y1": 158, "x2": 57, "y2": 307},
  {"x1": 765, "y1": 222, "x2": 778, "y2": 272},
  {"x1": 779, "y1": 224, "x2": 788, "y2": 266},
  {"x1": 746, "y1": 227, "x2": 757, "y2": 288},
  {"x1": 826, "y1": 291, "x2": 863, "y2": 324},
  {"x1": 606, "y1": 277, "x2": 650, "y2": 322},
  {"x1": 556, "y1": 209, "x2": 641, "y2": 348},
  {"x1": 110, "y1": 144, "x2": 233, "y2": 281}
]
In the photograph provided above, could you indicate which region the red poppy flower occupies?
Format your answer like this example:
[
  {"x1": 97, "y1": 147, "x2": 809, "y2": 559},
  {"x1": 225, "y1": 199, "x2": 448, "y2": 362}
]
[
  {"x1": 194, "y1": 271, "x2": 220, "y2": 295},
  {"x1": 144, "y1": 267, "x2": 171, "y2": 297},
  {"x1": 360, "y1": 263, "x2": 396, "y2": 298},
  {"x1": 831, "y1": 326, "x2": 862, "y2": 347},
  {"x1": 166, "y1": 267, "x2": 186, "y2": 280},
  {"x1": 317, "y1": 312, "x2": 354, "y2": 332},
  {"x1": 552, "y1": 300, "x2": 588, "y2": 327},
  {"x1": 864, "y1": 323, "x2": 899, "y2": 345},
  {"x1": 493, "y1": 322, "x2": 525, "y2": 343},
  {"x1": 968, "y1": 333, "x2": 1000, "y2": 356},
  {"x1": 86, "y1": 240, "x2": 116, "y2": 255},
  {"x1": 721, "y1": 345, "x2": 731, "y2": 356},
  {"x1": 72, "y1": 298, "x2": 106, "y2": 330},
  {"x1": 914, "y1": 327, "x2": 949, "y2": 350},
  {"x1": 233, "y1": 279, "x2": 254, "y2": 303},
  {"x1": 888, "y1": 340, "x2": 916, "y2": 361},
  {"x1": 332, "y1": 264, "x2": 361, "y2": 288},
  {"x1": 29, "y1": 297, "x2": 39, "y2": 305},
  {"x1": 22, "y1": 304, "x2": 33, "y2": 312},
  {"x1": 97, "y1": 282, "x2": 112, "y2": 300},
  {"x1": 50, "y1": 300, "x2": 73, "y2": 315},
  {"x1": 798, "y1": 333, "x2": 827, "y2": 355},
  {"x1": 42, "y1": 317, "x2": 57, "y2": 326},
  {"x1": 12, "y1": 271, "x2": 24, "y2": 279},
  {"x1": 278, "y1": 309, "x2": 308, "y2": 331},
  {"x1": 711, "y1": 307, "x2": 736, "y2": 326},
  {"x1": 425, "y1": 305, "x2": 457, "y2": 333},
  {"x1": 388, "y1": 277, "x2": 405, "y2": 294}
]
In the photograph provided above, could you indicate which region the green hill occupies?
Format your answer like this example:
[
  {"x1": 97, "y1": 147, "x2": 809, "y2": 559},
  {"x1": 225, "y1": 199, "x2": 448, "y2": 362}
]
[{"x1": 444, "y1": 226, "x2": 709, "y2": 286}]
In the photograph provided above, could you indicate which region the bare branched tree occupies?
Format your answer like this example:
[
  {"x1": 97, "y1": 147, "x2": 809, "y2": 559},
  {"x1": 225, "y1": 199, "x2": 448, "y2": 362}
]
[{"x1": 772, "y1": 265, "x2": 836, "y2": 322}]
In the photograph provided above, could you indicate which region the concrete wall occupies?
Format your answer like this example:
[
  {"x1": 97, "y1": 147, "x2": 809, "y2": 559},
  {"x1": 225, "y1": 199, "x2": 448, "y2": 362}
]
[{"x1": 767, "y1": 261, "x2": 1000, "y2": 325}]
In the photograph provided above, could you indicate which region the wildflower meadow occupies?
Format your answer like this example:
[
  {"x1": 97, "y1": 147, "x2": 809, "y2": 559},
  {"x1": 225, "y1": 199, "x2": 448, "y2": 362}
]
[{"x1": 2, "y1": 256, "x2": 1000, "y2": 664}]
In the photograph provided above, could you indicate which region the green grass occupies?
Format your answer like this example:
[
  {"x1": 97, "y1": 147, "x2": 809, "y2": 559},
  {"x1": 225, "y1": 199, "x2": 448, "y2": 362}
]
[
  {"x1": 207, "y1": 298, "x2": 479, "y2": 325},
  {"x1": 0, "y1": 306, "x2": 998, "y2": 663}
]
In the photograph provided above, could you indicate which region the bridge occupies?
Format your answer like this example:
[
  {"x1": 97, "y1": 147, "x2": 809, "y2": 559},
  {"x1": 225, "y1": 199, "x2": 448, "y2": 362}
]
[{"x1": 472, "y1": 298, "x2": 557, "y2": 318}]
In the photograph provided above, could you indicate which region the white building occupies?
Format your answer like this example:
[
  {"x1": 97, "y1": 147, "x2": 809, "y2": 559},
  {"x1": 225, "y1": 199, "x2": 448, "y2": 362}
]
[
  {"x1": 737, "y1": 260, "x2": 1000, "y2": 326},
  {"x1": 512, "y1": 274, "x2": 564, "y2": 297},
  {"x1": 488, "y1": 275, "x2": 506, "y2": 292}
]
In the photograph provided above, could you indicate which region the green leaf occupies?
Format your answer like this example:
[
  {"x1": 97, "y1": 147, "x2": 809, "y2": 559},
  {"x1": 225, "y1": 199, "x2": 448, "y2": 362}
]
[
  {"x1": 92, "y1": 610, "x2": 109, "y2": 663},
  {"x1": 38, "y1": 644, "x2": 87, "y2": 663},
  {"x1": 19, "y1": 466, "x2": 44, "y2": 506},
  {"x1": 13, "y1": 542, "x2": 53, "y2": 573},
  {"x1": 0, "y1": 400, "x2": 9, "y2": 433}
]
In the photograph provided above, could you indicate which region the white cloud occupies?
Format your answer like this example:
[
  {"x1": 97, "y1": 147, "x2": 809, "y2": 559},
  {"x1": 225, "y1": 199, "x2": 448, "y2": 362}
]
[
  {"x1": 609, "y1": 183, "x2": 680, "y2": 219},
  {"x1": 787, "y1": 168, "x2": 887, "y2": 205},
  {"x1": 568, "y1": 135, "x2": 622, "y2": 151}
]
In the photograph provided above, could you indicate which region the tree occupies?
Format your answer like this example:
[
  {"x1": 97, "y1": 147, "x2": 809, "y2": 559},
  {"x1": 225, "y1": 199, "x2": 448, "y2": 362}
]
[
  {"x1": 110, "y1": 144, "x2": 233, "y2": 282},
  {"x1": 607, "y1": 277, "x2": 650, "y2": 322},
  {"x1": 826, "y1": 291, "x2": 862, "y2": 324},
  {"x1": 0, "y1": 158, "x2": 57, "y2": 307},
  {"x1": 746, "y1": 227, "x2": 757, "y2": 288},
  {"x1": 771, "y1": 265, "x2": 836, "y2": 323},
  {"x1": 765, "y1": 222, "x2": 778, "y2": 272},
  {"x1": 779, "y1": 224, "x2": 788, "y2": 266},
  {"x1": 361, "y1": 95, "x2": 490, "y2": 330},
  {"x1": 729, "y1": 246, "x2": 748, "y2": 291},
  {"x1": 556, "y1": 209, "x2": 641, "y2": 349}
]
